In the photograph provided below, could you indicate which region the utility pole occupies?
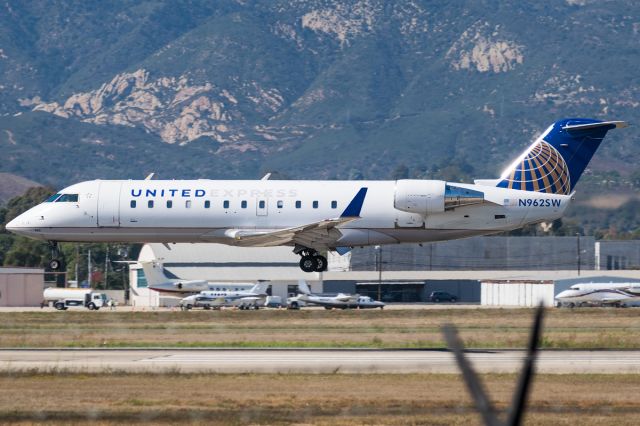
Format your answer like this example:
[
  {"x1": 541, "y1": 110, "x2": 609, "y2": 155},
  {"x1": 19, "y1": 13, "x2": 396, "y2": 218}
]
[
  {"x1": 375, "y1": 246, "x2": 382, "y2": 301},
  {"x1": 104, "y1": 245, "x2": 109, "y2": 290},
  {"x1": 576, "y1": 233, "x2": 581, "y2": 276},
  {"x1": 87, "y1": 249, "x2": 92, "y2": 288}
]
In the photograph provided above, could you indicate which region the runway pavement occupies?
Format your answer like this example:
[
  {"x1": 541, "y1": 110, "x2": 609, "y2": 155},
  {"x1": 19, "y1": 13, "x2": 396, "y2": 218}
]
[{"x1": 0, "y1": 349, "x2": 639, "y2": 374}]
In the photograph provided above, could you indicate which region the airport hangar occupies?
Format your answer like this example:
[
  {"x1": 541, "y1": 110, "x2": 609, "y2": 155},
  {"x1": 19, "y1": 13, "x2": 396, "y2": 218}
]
[{"x1": 128, "y1": 236, "x2": 640, "y2": 307}]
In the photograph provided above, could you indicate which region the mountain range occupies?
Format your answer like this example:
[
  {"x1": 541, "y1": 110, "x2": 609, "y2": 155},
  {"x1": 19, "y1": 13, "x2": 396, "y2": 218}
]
[{"x1": 0, "y1": 0, "x2": 638, "y2": 204}]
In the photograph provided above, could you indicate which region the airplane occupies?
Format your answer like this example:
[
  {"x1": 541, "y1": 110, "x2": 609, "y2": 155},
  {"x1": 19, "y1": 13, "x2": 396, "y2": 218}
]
[
  {"x1": 288, "y1": 280, "x2": 385, "y2": 309},
  {"x1": 555, "y1": 282, "x2": 640, "y2": 307},
  {"x1": 179, "y1": 282, "x2": 270, "y2": 310},
  {"x1": 138, "y1": 260, "x2": 261, "y2": 294},
  {"x1": 6, "y1": 118, "x2": 627, "y2": 273}
]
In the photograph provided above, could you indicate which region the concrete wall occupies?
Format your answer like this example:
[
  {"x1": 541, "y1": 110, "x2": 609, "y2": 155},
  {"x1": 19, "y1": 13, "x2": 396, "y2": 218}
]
[
  {"x1": 349, "y1": 236, "x2": 595, "y2": 271},
  {"x1": 0, "y1": 268, "x2": 44, "y2": 307},
  {"x1": 596, "y1": 241, "x2": 640, "y2": 270}
]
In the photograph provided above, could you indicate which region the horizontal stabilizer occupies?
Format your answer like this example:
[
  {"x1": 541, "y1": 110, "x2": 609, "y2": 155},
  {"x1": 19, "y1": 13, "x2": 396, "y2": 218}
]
[{"x1": 563, "y1": 120, "x2": 628, "y2": 132}]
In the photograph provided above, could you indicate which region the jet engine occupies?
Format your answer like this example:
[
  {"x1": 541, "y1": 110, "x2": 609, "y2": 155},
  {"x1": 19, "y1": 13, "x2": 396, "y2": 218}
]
[
  {"x1": 174, "y1": 280, "x2": 209, "y2": 291},
  {"x1": 394, "y1": 180, "x2": 485, "y2": 215}
]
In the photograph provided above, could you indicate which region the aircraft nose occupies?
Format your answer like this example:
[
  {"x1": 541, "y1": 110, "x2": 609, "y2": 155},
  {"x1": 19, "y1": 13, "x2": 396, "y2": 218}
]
[{"x1": 5, "y1": 216, "x2": 20, "y2": 232}]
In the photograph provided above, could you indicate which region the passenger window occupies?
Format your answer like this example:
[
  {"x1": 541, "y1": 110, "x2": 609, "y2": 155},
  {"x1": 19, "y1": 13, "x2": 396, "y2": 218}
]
[
  {"x1": 185, "y1": 200, "x2": 192, "y2": 208},
  {"x1": 313, "y1": 201, "x2": 318, "y2": 209},
  {"x1": 277, "y1": 200, "x2": 283, "y2": 209},
  {"x1": 205, "y1": 200, "x2": 210, "y2": 209},
  {"x1": 259, "y1": 200, "x2": 265, "y2": 209},
  {"x1": 148, "y1": 200, "x2": 154, "y2": 208},
  {"x1": 331, "y1": 200, "x2": 337, "y2": 209},
  {"x1": 130, "y1": 200, "x2": 136, "y2": 208},
  {"x1": 241, "y1": 200, "x2": 247, "y2": 209},
  {"x1": 223, "y1": 200, "x2": 230, "y2": 209},
  {"x1": 167, "y1": 200, "x2": 173, "y2": 208},
  {"x1": 295, "y1": 201, "x2": 302, "y2": 209}
]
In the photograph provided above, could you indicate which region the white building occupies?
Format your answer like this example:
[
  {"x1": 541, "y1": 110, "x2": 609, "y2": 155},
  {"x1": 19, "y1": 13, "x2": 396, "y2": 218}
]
[
  {"x1": 0, "y1": 267, "x2": 44, "y2": 307},
  {"x1": 481, "y1": 280, "x2": 555, "y2": 307},
  {"x1": 130, "y1": 243, "x2": 323, "y2": 307}
]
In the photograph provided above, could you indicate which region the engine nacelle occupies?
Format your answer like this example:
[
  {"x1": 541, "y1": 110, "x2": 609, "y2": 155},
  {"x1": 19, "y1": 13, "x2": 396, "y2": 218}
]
[
  {"x1": 175, "y1": 280, "x2": 209, "y2": 291},
  {"x1": 394, "y1": 180, "x2": 485, "y2": 215}
]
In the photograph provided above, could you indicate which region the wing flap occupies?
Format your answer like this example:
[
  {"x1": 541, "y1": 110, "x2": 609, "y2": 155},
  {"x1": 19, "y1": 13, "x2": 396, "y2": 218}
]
[{"x1": 214, "y1": 217, "x2": 357, "y2": 248}]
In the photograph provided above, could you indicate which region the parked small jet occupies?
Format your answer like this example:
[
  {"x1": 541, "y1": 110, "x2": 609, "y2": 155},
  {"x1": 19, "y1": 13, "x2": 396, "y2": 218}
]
[
  {"x1": 139, "y1": 260, "x2": 260, "y2": 294},
  {"x1": 555, "y1": 282, "x2": 640, "y2": 307},
  {"x1": 6, "y1": 118, "x2": 627, "y2": 273},
  {"x1": 289, "y1": 280, "x2": 384, "y2": 309},
  {"x1": 179, "y1": 282, "x2": 270, "y2": 310}
]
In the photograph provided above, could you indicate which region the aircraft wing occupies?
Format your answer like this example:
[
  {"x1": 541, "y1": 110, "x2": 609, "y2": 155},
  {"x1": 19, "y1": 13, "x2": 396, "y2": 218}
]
[
  {"x1": 218, "y1": 216, "x2": 358, "y2": 248},
  {"x1": 335, "y1": 294, "x2": 356, "y2": 302},
  {"x1": 206, "y1": 188, "x2": 368, "y2": 249}
]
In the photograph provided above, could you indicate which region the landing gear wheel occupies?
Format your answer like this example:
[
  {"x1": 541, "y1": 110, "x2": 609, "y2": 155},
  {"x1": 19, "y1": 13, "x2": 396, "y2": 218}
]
[
  {"x1": 313, "y1": 255, "x2": 328, "y2": 272},
  {"x1": 48, "y1": 241, "x2": 62, "y2": 271},
  {"x1": 300, "y1": 256, "x2": 317, "y2": 273}
]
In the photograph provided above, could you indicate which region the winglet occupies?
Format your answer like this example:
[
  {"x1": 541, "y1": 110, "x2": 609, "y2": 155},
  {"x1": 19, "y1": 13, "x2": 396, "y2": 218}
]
[{"x1": 341, "y1": 187, "x2": 368, "y2": 218}]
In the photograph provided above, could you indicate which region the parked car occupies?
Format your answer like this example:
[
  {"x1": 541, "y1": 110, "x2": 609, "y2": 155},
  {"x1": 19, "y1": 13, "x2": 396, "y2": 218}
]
[{"x1": 429, "y1": 291, "x2": 457, "y2": 303}]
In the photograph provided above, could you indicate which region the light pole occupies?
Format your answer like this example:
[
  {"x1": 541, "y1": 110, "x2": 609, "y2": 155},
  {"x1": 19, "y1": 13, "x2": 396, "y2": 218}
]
[{"x1": 375, "y1": 245, "x2": 382, "y2": 301}]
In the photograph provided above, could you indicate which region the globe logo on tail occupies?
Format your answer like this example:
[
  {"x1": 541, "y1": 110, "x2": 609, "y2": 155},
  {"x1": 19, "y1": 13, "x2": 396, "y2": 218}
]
[{"x1": 501, "y1": 140, "x2": 570, "y2": 195}]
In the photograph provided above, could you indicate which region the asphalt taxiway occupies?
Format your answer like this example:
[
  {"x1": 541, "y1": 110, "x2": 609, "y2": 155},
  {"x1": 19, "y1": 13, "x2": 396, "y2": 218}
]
[{"x1": 1, "y1": 349, "x2": 638, "y2": 374}]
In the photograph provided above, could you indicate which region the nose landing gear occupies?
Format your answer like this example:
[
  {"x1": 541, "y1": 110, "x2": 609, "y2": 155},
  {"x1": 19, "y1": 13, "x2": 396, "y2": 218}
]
[
  {"x1": 296, "y1": 247, "x2": 327, "y2": 273},
  {"x1": 48, "y1": 241, "x2": 62, "y2": 271}
]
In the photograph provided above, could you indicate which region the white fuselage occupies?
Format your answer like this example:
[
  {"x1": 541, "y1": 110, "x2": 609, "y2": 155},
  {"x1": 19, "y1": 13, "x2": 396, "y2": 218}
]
[
  {"x1": 555, "y1": 283, "x2": 640, "y2": 306},
  {"x1": 6, "y1": 179, "x2": 571, "y2": 248},
  {"x1": 297, "y1": 293, "x2": 385, "y2": 309}
]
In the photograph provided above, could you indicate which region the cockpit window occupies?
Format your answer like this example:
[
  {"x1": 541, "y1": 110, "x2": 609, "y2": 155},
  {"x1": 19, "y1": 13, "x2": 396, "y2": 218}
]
[
  {"x1": 56, "y1": 194, "x2": 79, "y2": 202},
  {"x1": 44, "y1": 194, "x2": 62, "y2": 202}
]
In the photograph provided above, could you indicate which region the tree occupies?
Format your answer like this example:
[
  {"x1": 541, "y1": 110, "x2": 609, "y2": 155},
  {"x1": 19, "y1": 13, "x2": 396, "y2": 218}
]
[{"x1": 391, "y1": 164, "x2": 409, "y2": 180}]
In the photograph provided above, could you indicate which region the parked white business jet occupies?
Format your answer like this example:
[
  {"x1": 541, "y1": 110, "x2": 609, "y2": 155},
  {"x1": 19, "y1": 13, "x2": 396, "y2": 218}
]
[
  {"x1": 139, "y1": 261, "x2": 259, "y2": 294},
  {"x1": 289, "y1": 280, "x2": 384, "y2": 309},
  {"x1": 6, "y1": 119, "x2": 627, "y2": 272},
  {"x1": 555, "y1": 282, "x2": 640, "y2": 307}
]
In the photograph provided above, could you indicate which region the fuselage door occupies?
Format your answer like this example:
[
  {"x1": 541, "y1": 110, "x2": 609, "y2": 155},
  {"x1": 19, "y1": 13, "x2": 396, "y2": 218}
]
[
  {"x1": 97, "y1": 181, "x2": 122, "y2": 227},
  {"x1": 256, "y1": 198, "x2": 268, "y2": 216}
]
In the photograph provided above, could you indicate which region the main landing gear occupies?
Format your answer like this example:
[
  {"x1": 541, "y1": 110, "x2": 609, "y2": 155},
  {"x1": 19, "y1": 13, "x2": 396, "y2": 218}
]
[
  {"x1": 48, "y1": 241, "x2": 62, "y2": 271},
  {"x1": 295, "y1": 247, "x2": 327, "y2": 273}
]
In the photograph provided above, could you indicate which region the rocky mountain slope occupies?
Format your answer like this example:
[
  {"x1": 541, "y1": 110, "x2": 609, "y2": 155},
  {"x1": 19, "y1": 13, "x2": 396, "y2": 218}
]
[{"x1": 0, "y1": 0, "x2": 638, "y2": 191}]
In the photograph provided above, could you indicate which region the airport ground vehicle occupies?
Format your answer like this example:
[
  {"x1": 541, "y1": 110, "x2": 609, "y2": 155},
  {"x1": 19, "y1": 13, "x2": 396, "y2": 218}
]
[
  {"x1": 429, "y1": 291, "x2": 457, "y2": 303},
  {"x1": 286, "y1": 295, "x2": 307, "y2": 310},
  {"x1": 264, "y1": 296, "x2": 283, "y2": 308},
  {"x1": 43, "y1": 287, "x2": 107, "y2": 310}
]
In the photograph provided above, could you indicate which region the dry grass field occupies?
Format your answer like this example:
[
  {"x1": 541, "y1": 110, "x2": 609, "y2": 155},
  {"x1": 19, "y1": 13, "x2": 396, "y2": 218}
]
[
  {"x1": 0, "y1": 307, "x2": 638, "y2": 349},
  {"x1": 1, "y1": 372, "x2": 639, "y2": 425},
  {"x1": 2, "y1": 308, "x2": 640, "y2": 424}
]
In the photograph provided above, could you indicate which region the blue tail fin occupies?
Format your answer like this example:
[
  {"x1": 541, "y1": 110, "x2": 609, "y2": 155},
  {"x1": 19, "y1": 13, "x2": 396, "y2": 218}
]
[{"x1": 496, "y1": 118, "x2": 627, "y2": 194}]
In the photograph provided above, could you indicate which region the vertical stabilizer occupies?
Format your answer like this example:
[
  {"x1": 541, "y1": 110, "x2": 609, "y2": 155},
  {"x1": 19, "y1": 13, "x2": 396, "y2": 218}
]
[
  {"x1": 497, "y1": 119, "x2": 626, "y2": 194},
  {"x1": 139, "y1": 261, "x2": 172, "y2": 286},
  {"x1": 297, "y1": 280, "x2": 312, "y2": 295}
]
